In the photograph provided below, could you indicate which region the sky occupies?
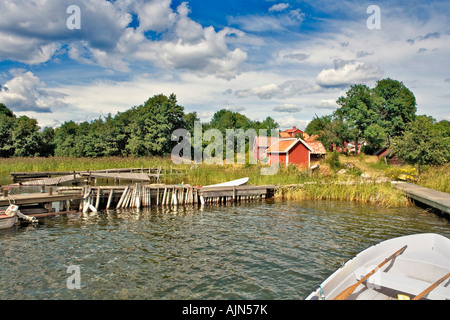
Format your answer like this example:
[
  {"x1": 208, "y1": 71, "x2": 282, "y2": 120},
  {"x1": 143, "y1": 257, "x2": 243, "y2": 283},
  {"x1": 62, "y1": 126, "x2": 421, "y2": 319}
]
[{"x1": 0, "y1": 0, "x2": 449, "y2": 130}]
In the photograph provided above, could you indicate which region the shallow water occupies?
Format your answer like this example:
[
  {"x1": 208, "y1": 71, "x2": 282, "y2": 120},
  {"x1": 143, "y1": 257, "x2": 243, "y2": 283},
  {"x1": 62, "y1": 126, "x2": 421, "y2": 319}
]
[{"x1": 0, "y1": 199, "x2": 448, "y2": 300}]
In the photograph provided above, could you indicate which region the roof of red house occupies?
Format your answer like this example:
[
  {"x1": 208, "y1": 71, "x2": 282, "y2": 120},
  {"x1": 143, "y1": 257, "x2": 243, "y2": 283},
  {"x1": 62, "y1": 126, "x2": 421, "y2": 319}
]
[
  {"x1": 254, "y1": 136, "x2": 280, "y2": 148},
  {"x1": 279, "y1": 132, "x2": 291, "y2": 138},
  {"x1": 267, "y1": 138, "x2": 313, "y2": 153},
  {"x1": 284, "y1": 127, "x2": 303, "y2": 134},
  {"x1": 306, "y1": 140, "x2": 327, "y2": 154}
]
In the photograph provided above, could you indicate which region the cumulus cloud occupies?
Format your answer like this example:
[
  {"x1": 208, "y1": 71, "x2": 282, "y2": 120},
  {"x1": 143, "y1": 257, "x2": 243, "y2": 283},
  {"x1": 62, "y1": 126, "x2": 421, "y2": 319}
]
[
  {"x1": 316, "y1": 59, "x2": 383, "y2": 88},
  {"x1": 0, "y1": 69, "x2": 69, "y2": 113},
  {"x1": 274, "y1": 104, "x2": 302, "y2": 113},
  {"x1": 236, "y1": 80, "x2": 320, "y2": 99},
  {"x1": 0, "y1": 0, "x2": 248, "y2": 79}
]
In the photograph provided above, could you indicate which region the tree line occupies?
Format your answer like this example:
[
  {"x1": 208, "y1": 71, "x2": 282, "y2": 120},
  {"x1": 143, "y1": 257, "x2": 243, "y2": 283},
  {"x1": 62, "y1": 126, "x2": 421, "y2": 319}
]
[
  {"x1": 0, "y1": 94, "x2": 279, "y2": 159},
  {"x1": 305, "y1": 78, "x2": 449, "y2": 167}
]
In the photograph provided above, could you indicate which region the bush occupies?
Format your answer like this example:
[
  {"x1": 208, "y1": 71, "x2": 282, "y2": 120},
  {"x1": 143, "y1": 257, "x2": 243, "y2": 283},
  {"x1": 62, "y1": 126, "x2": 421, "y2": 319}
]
[{"x1": 326, "y1": 152, "x2": 343, "y2": 171}]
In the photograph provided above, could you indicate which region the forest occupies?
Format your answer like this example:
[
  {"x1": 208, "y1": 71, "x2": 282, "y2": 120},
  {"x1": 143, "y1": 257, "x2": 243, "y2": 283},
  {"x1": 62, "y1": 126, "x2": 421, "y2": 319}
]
[{"x1": 0, "y1": 78, "x2": 448, "y2": 168}]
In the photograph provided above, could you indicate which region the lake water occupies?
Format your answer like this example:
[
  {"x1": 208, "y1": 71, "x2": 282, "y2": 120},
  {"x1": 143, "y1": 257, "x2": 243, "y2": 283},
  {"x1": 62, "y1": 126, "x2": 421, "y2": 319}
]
[{"x1": 0, "y1": 199, "x2": 449, "y2": 300}]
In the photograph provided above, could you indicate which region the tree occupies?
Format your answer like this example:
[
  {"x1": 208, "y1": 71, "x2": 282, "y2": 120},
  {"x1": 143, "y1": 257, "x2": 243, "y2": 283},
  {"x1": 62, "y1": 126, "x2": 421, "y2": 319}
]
[
  {"x1": 373, "y1": 78, "x2": 417, "y2": 138},
  {"x1": 126, "y1": 94, "x2": 185, "y2": 156},
  {"x1": 335, "y1": 79, "x2": 417, "y2": 154},
  {"x1": 0, "y1": 104, "x2": 16, "y2": 157},
  {"x1": 11, "y1": 116, "x2": 43, "y2": 157},
  {"x1": 391, "y1": 116, "x2": 449, "y2": 177},
  {"x1": 336, "y1": 84, "x2": 382, "y2": 153}
]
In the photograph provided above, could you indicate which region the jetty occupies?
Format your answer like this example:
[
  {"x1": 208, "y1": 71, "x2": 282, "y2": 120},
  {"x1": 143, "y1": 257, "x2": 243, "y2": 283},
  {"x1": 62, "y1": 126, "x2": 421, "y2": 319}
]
[
  {"x1": 1, "y1": 184, "x2": 276, "y2": 219},
  {"x1": 8, "y1": 167, "x2": 162, "y2": 186},
  {"x1": 393, "y1": 182, "x2": 450, "y2": 216}
]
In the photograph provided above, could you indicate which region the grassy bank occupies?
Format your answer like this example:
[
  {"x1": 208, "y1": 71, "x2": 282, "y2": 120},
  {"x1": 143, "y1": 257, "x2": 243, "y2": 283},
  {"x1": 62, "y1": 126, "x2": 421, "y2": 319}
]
[
  {"x1": 1, "y1": 155, "x2": 447, "y2": 207},
  {"x1": 277, "y1": 182, "x2": 411, "y2": 207}
]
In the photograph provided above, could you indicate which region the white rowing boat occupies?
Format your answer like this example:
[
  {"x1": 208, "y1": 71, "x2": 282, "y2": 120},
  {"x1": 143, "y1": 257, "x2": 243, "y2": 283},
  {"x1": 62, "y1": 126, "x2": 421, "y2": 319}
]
[
  {"x1": 204, "y1": 177, "x2": 249, "y2": 188},
  {"x1": 306, "y1": 233, "x2": 450, "y2": 300}
]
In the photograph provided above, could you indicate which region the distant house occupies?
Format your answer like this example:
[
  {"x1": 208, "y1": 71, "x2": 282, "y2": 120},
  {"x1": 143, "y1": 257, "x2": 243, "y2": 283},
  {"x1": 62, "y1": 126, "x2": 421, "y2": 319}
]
[
  {"x1": 374, "y1": 147, "x2": 402, "y2": 165},
  {"x1": 306, "y1": 140, "x2": 327, "y2": 161},
  {"x1": 330, "y1": 141, "x2": 363, "y2": 154},
  {"x1": 266, "y1": 138, "x2": 313, "y2": 167},
  {"x1": 253, "y1": 136, "x2": 280, "y2": 161},
  {"x1": 281, "y1": 126, "x2": 303, "y2": 138}
]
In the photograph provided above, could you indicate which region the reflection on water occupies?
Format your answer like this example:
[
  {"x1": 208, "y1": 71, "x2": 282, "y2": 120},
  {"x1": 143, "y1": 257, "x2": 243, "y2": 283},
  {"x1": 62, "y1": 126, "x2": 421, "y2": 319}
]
[{"x1": 0, "y1": 200, "x2": 449, "y2": 300}]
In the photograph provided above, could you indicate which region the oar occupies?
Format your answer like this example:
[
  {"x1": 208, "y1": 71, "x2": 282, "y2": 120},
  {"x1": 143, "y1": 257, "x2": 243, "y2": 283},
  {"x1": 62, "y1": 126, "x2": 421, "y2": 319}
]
[
  {"x1": 412, "y1": 272, "x2": 450, "y2": 300},
  {"x1": 333, "y1": 245, "x2": 407, "y2": 300}
]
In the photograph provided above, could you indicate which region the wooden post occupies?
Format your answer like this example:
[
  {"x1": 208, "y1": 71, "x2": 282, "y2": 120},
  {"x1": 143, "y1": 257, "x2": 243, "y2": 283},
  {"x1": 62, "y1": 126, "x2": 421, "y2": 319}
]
[
  {"x1": 95, "y1": 188, "x2": 101, "y2": 210},
  {"x1": 107, "y1": 189, "x2": 114, "y2": 210},
  {"x1": 117, "y1": 186, "x2": 128, "y2": 209},
  {"x1": 156, "y1": 187, "x2": 159, "y2": 207}
]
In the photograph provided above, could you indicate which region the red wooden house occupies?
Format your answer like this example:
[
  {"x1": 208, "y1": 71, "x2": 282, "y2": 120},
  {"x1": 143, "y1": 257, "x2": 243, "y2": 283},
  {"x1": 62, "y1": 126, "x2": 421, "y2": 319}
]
[
  {"x1": 282, "y1": 126, "x2": 303, "y2": 138},
  {"x1": 266, "y1": 138, "x2": 313, "y2": 167}
]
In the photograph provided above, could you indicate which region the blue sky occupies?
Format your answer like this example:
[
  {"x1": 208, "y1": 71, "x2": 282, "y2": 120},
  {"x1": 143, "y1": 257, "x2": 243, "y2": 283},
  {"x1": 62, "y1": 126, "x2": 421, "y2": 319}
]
[{"x1": 0, "y1": 0, "x2": 449, "y2": 129}]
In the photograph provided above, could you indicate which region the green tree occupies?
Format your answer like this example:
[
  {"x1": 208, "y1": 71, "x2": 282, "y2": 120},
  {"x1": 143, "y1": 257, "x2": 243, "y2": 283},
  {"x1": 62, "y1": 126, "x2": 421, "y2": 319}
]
[
  {"x1": 126, "y1": 94, "x2": 185, "y2": 156},
  {"x1": 336, "y1": 84, "x2": 382, "y2": 153},
  {"x1": 39, "y1": 127, "x2": 56, "y2": 157},
  {"x1": 11, "y1": 116, "x2": 42, "y2": 157},
  {"x1": 54, "y1": 121, "x2": 81, "y2": 157},
  {"x1": 391, "y1": 116, "x2": 449, "y2": 177},
  {"x1": 373, "y1": 78, "x2": 417, "y2": 138},
  {"x1": 0, "y1": 104, "x2": 16, "y2": 157}
]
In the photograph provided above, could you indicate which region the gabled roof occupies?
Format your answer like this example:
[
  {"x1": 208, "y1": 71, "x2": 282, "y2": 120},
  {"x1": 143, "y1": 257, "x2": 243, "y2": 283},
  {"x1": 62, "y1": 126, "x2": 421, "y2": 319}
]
[
  {"x1": 306, "y1": 141, "x2": 327, "y2": 155},
  {"x1": 267, "y1": 138, "x2": 313, "y2": 153},
  {"x1": 279, "y1": 132, "x2": 291, "y2": 138},
  {"x1": 284, "y1": 127, "x2": 303, "y2": 133}
]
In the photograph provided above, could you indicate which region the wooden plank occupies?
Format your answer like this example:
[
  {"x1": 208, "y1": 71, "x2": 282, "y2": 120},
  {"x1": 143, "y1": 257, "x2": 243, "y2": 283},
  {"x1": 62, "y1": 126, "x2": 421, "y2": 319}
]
[
  {"x1": 0, "y1": 193, "x2": 83, "y2": 207},
  {"x1": 393, "y1": 182, "x2": 450, "y2": 215},
  {"x1": 8, "y1": 174, "x2": 83, "y2": 186}
]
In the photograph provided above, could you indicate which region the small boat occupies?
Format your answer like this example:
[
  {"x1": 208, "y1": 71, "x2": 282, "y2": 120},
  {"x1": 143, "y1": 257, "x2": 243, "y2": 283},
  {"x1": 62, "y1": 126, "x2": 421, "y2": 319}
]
[
  {"x1": 306, "y1": 233, "x2": 450, "y2": 300},
  {"x1": 0, "y1": 205, "x2": 19, "y2": 230},
  {"x1": 204, "y1": 177, "x2": 249, "y2": 188}
]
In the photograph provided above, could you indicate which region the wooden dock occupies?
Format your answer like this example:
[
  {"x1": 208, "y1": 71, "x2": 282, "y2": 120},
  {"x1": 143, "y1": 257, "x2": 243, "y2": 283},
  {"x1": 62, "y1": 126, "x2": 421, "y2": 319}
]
[
  {"x1": 1, "y1": 184, "x2": 276, "y2": 217},
  {"x1": 8, "y1": 167, "x2": 162, "y2": 186},
  {"x1": 393, "y1": 182, "x2": 450, "y2": 216}
]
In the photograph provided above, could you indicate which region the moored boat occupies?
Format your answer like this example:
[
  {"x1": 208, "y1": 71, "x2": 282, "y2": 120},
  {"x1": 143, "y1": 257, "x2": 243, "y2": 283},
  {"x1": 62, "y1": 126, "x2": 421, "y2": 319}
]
[
  {"x1": 204, "y1": 177, "x2": 249, "y2": 187},
  {"x1": 306, "y1": 233, "x2": 450, "y2": 300},
  {"x1": 0, "y1": 204, "x2": 19, "y2": 230}
]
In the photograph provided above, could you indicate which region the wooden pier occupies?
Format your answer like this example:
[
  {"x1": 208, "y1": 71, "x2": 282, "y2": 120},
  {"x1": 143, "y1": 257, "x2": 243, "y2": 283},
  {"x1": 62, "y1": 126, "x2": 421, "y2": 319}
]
[
  {"x1": 1, "y1": 184, "x2": 276, "y2": 218},
  {"x1": 8, "y1": 167, "x2": 162, "y2": 186},
  {"x1": 393, "y1": 182, "x2": 450, "y2": 216}
]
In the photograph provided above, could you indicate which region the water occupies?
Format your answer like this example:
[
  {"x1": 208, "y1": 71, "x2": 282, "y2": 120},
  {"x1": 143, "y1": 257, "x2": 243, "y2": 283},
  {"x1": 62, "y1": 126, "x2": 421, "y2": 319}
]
[{"x1": 0, "y1": 200, "x2": 449, "y2": 300}]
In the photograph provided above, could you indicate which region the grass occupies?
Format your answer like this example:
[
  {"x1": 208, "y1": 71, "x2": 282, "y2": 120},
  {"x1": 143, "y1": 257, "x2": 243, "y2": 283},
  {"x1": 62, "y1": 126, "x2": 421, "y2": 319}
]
[
  {"x1": 1, "y1": 155, "x2": 448, "y2": 207},
  {"x1": 277, "y1": 181, "x2": 412, "y2": 207},
  {"x1": 417, "y1": 163, "x2": 450, "y2": 193}
]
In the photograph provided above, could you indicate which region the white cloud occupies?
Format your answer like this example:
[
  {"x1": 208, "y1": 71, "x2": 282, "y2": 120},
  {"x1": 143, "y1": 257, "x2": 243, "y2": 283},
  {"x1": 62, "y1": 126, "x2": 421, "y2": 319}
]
[
  {"x1": 229, "y1": 8, "x2": 305, "y2": 32},
  {"x1": 316, "y1": 59, "x2": 383, "y2": 88},
  {"x1": 0, "y1": 0, "x2": 248, "y2": 79},
  {"x1": 269, "y1": 3, "x2": 290, "y2": 12},
  {"x1": 0, "y1": 69, "x2": 68, "y2": 114},
  {"x1": 273, "y1": 104, "x2": 302, "y2": 113},
  {"x1": 235, "y1": 80, "x2": 320, "y2": 99}
]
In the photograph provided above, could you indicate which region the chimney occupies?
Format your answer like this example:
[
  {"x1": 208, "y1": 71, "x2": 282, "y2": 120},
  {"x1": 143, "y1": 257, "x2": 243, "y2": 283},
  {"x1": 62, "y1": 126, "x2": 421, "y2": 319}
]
[{"x1": 293, "y1": 126, "x2": 296, "y2": 130}]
